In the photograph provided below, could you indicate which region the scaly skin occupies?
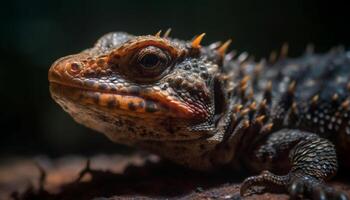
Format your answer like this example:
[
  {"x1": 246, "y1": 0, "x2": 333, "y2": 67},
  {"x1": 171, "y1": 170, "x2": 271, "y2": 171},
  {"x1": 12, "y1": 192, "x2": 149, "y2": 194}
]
[{"x1": 49, "y1": 31, "x2": 350, "y2": 199}]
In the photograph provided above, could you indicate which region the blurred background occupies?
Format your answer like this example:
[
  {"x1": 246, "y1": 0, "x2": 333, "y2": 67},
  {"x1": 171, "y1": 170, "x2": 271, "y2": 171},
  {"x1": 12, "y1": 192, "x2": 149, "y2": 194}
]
[{"x1": 1, "y1": 0, "x2": 349, "y2": 158}]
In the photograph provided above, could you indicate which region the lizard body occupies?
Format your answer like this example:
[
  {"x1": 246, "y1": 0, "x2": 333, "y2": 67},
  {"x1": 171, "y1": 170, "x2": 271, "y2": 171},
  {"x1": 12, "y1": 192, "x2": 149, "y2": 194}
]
[{"x1": 49, "y1": 31, "x2": 350, "y2": 199}]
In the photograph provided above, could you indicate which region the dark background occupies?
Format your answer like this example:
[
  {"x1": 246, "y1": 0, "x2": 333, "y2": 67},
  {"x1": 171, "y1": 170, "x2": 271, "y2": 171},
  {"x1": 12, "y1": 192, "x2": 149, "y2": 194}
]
[{"x1": 0, "y1": 0, "x2": 349, "y2": 158}]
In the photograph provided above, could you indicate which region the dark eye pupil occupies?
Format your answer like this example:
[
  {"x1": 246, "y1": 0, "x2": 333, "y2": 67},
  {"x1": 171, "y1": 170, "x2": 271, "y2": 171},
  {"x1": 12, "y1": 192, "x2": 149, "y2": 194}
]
[{"x1": 140, "y1": 54, "x2": 159, "y2": 68}]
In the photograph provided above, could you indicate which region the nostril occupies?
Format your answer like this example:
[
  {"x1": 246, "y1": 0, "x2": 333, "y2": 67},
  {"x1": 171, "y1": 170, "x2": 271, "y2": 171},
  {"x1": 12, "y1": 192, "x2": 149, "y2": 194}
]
[{"x1": 69, "y1": 62, "x2": 82, "y2": 73}]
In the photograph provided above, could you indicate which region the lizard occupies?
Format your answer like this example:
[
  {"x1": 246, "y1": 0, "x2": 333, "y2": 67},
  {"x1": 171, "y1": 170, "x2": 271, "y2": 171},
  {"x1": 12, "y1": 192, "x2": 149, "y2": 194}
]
[{"x1": 48, "y1": 30, "x2": 350, "y2": 200}]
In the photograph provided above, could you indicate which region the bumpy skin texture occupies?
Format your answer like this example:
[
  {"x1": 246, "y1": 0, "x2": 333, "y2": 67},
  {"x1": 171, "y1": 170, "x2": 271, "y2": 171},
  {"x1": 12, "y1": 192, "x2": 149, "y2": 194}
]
[{"x1": 49, "y1": 31, "x2": 350, "y2": 199}]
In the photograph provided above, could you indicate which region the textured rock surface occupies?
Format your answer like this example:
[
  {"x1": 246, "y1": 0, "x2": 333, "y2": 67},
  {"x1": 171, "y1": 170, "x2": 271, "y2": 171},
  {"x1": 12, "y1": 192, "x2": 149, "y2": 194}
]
[{"x1": 1, "y1": 153, "x2": 349, "y2": 200}]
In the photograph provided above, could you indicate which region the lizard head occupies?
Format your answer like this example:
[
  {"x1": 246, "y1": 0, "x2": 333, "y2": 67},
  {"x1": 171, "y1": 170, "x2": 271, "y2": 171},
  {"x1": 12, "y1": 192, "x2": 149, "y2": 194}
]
[{"x1": 49, "y1": 31, "x2": 229, "y2": 142}]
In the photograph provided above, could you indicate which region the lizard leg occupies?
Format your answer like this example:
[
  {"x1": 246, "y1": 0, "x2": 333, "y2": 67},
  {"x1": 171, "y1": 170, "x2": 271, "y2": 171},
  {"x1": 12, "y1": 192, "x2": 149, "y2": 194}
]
[{"x1": 240, "y1": 129, "x2": 349, "y2": 200}]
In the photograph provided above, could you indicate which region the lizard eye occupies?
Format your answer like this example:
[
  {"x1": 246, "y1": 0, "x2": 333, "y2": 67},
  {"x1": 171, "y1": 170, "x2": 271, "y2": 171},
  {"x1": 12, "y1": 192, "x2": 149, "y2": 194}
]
[
  {"x1": 132, "y1": 46, "x2": 171, "y2": 78},
  {"x1": 139, "y1": 53, "x2": 162, "y2": 68}
]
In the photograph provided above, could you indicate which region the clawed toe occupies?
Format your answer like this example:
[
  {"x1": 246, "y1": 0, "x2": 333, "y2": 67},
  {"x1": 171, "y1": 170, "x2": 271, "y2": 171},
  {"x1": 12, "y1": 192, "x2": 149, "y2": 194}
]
[
  {"x1": 240, "y1": 170, "x2": 289, "y2": 196},
  {"x1": 337, "y1": 192, "x2": 350, "y2": 200},
  {"x1": 289, "y1": 179, "x2": 305, "y2": 199},
  {"x1": 288, "y1": 176, "x2": 349, "y2": 200},
  {"x1": 312, "y1": 187, "x2": 327, "y2": 200},
  {"x1": 241, "y1": 172, "x2": 349, "y2": 200}
]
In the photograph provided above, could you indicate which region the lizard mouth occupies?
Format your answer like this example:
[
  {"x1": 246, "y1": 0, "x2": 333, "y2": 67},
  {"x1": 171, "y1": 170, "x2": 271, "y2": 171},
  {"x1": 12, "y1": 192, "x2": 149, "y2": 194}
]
[{"x1": 49, "y1": 81, "x2": 198, "y2": 119}]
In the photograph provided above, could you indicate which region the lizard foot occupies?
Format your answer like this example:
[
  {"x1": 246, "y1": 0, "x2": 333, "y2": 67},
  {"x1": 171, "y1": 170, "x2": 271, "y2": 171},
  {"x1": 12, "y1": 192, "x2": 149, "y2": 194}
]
[
  {"x1": 288, "y1": 175, "x2": 349, "y2": 200},
  {"x1": 240, "y1": 171, "x2": 349, "y2": 200}
]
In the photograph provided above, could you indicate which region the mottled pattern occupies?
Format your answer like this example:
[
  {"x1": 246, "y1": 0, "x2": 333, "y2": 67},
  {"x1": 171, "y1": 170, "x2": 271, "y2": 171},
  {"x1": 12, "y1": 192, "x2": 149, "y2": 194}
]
[{"x1": 49, "y1": 31, "x2": 350, "y2": 199}]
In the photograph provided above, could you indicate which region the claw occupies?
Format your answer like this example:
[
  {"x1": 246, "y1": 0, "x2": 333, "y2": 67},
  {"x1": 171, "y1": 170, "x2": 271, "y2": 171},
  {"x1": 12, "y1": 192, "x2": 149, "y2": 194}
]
[
  {"x1": 240, "y1": 175, "x2": 255, "y2": 196},
  {"x1": 337, "y1": 192, "x2": 350, "y2": 200},
  {"x1": 241, "y1": 171, "x2": 350, "y2": 200},
  {"x1": 287, "y1": 175, "x2": 349, "y2": 200},
  {"x1": 289, "y1": 180, "x2": 304, "y2": 200},
  {"x1": 313, "y1": 188, "x2": 327, "y2": 200},
  {"x1": 240, "y1": 170, "x2": 289, "y2": 196}
]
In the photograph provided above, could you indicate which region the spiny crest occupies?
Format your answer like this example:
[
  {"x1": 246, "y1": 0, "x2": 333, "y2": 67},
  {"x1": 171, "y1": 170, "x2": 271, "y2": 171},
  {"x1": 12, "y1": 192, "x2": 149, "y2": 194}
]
[
  {"x1": 217, "y1": 39, "x2": 232, "y2": 57},
  {"x1": 280, "y1": 43, "x2": 289, "y2": 59},
  {"x1": 341, "y1": 99, "x2": 350, "y2": 109},
  {"x1": 154, "y1": 30, "x2": 162, "y2": 37},
  {"x1": 269, "y1": 51, "x2": 277, "y2": 63},
  {"x1": 311, "y1": 95, "x2": 319, "y2": 107},
  {"x1": 332, "y1": 93, "x2": 339, "y2": 102},
  {"x1": 190, "y1": 33, "x2": 233, "y2": 58},
  {"x1": 288, "y1": 81, "x2": 297, "y2": 94},
  {"x1": 163, "y1": 28, "x2": 172, "y2": 38},
  {"x1": 154, "y1": 28, "x2": 172, "y2": 38},
  {"x1": 305, "y1": 43, "x2": 315, "y2": 54},
  {"x1": 191, "y1": 33, "x2": 206, "y2": 49},
  {"x1": 154, "y1": 30, "x2": 236, "y2": 61}
]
